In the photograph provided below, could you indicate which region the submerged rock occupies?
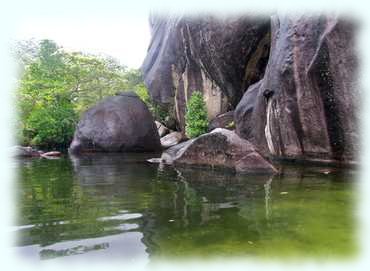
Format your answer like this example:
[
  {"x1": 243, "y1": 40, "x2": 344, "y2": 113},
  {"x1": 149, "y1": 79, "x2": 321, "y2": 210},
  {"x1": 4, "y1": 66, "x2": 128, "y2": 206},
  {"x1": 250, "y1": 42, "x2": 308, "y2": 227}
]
[
  {"x1": 235, "y1": 15, "x2": 358, "y2": 164},
  {"x1": 69, "y1": 92, "x2": 161, "y2": 153},
  {"x1": 161, "y1": 128, "x2": 277, "y2": 174}
]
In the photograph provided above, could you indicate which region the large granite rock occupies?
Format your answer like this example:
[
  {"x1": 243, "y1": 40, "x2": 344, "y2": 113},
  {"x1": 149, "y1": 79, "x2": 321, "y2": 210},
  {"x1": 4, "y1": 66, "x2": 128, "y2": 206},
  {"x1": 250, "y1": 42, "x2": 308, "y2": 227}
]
[
  {"x1": 160, "y1": 128, "x2": 277, "y2": 174},
  {"x1": 69, "y1": 92, "x2": 161, "y2": 153},
  {"x1": 235, "y1": 15, "x2": 358, "y2": 164},
  {"x1": 141, "y1": 14, "x2": 270, "y2": 131},
  {"x1": 142, "y1": 14, "x2": 358, "y2": 165}
]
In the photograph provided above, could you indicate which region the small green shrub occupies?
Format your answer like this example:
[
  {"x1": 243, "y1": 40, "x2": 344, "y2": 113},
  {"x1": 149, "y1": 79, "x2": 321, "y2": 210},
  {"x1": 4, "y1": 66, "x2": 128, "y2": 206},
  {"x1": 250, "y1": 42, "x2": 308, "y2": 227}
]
[{"x1": 185, "y1": 91, "x2": 209, "y2": 138}]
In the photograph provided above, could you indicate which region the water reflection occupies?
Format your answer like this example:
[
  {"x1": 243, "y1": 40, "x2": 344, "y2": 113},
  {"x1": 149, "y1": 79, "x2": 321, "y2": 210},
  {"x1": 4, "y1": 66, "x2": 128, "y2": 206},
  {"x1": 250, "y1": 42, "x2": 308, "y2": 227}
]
[{"x1": 14, "y1": 154, "x2": 356, "y2": 261}]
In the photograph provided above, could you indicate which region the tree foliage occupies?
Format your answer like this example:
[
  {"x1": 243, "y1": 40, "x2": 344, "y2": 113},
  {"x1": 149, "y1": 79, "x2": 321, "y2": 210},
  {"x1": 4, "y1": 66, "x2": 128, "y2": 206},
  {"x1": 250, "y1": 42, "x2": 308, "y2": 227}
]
[
  {"x1": 185, "y1": 91, "x2": 209, "y2": 138},
  {"x1": 15, "y1": 39, "x2": 158, "y2": 148}
]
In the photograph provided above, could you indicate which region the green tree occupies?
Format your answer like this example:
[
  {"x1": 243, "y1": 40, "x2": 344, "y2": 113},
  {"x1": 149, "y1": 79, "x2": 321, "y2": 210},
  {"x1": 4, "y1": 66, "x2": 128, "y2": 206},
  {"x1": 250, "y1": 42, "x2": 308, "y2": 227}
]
[
  {"x1": 185, "y1": 91, "x2": 209, "y2": 138},
  {"x1": 16, "y1": 39, "x2": 76, "y2": 147},
  {"x1": 26, "y1": 94, "x2": 77, "y2": 148},
  {"x1": 64, "y1": 52, "x2": 128, "y2": 114},
  {"x1": 14, "y1": 38, "x2": 166, "y2": 148}
]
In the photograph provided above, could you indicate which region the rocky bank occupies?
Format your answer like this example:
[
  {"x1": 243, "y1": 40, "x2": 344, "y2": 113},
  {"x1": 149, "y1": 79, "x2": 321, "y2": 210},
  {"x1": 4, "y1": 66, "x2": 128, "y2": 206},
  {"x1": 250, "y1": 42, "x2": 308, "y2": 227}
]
[{"x1": 142, "y1": 14, "x2": 358, "y2": 165}]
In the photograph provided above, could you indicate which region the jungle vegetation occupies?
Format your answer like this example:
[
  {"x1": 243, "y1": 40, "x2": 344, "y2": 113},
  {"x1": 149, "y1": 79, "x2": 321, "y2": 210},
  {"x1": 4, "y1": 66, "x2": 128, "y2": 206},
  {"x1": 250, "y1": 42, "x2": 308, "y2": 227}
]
[{"x1": 14, "y1": 39, "x2": 157, "y2": 148}]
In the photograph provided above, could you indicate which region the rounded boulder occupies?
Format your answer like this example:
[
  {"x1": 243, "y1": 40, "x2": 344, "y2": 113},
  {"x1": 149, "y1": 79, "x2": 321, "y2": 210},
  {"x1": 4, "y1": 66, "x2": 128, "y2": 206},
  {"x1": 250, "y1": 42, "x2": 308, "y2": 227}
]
[{"x1": 69, "y1": 92, "x2": 161, "y2": 153}]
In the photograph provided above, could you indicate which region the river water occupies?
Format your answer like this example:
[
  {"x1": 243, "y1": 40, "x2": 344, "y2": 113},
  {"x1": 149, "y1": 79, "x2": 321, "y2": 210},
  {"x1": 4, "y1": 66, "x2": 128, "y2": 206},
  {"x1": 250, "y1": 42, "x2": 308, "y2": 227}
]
[{"x1": 12, "y1": 153, "x2": 357, "y2": 262}]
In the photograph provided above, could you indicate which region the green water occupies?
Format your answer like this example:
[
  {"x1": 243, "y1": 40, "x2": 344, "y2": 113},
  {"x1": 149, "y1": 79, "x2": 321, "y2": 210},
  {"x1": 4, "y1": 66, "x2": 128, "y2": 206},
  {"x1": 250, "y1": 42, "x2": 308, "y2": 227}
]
[{"x1": 13, "y1": 153, "x2": 357, "y2": 261}]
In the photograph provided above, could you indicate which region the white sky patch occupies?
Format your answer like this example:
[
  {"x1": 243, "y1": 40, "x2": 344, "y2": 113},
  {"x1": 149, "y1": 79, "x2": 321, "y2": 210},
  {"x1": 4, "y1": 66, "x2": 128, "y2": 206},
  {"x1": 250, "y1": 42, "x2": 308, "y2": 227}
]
[{"x1": 14, "y1": 16, "x2": 151, "y2": 68}]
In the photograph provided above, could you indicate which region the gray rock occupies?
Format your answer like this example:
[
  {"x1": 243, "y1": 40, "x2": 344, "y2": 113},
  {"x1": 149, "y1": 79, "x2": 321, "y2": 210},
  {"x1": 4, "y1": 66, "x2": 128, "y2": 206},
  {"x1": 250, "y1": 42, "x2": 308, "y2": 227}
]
[
  {"x1": 161, "y1": 128, "x2": 276, "y2": 174},
  {"x1": 235, "y1": 15, "x2": 358, "y2": 164},
  {"x1": 235, "y1": 152, "x2": 277, "y2": 174},
  {"x1": 143, "y1": 14, "x2": 359, "y2": 166},
  {"x1": 160, "y1": 131, "x2": 184, "y2": 149},
  {"x1": 147, "y1": 158, "x2": 163, "y2": 164},
  {"x1": 155, "y1": 121, "x2": 170, "y2": 137},
  {"x1": 161, "y1": 140, "x2": 194, "y2": 164},
  {"x1": 141, "y1": 14, "x2": 271, "y2": 131},
  {"x1": 69, "y1": 92, "x2": 161, "y2": 153}
]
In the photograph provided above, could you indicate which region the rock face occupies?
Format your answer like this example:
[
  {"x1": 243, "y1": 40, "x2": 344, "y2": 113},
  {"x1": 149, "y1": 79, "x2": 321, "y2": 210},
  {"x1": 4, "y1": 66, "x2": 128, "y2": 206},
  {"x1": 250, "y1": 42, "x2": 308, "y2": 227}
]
[
  {"x1": 161, "y1": 128, "x2": 277, "y2": 174},
  {"x1": 142, "y1": 14, "x2": 358, "y2": 165},
  {"x1": 208, "y1": 111, "x2": 235, "y2": 131},
  {"x1": 235, "y1": 15, "x2": 358, "y2": 164},
  {"x1": 69, "y1": 92, "x2": 161, "y2": 153},
  {"x1": 141, "y1": 15, "x2": 271, "y2": 131}
]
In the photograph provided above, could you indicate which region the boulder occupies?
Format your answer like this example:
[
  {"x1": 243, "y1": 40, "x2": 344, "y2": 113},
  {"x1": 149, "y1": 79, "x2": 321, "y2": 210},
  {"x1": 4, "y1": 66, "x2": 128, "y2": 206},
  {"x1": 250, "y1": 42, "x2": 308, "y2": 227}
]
[
  {"x1": 141, "y1": 14, "x2": 271, "y2": 131},
  {"x1": 160, "y1": 131, "x2": 184, "y2": 149},
  {"x1": 161, "y1": 128, "x2": 277, "y2": 174},
  {"x1": 155, "y1": 121, "x2": 170, "y2": 137},
  {"x1": 235, "y1": 15, "x2": 358, "y2": 164},
  {"x1": 69, "y1": 92, "x2": 161, "y2": 153},
  {"x1": 208, "y1": 111, "x2": 235, "y2": 131}
]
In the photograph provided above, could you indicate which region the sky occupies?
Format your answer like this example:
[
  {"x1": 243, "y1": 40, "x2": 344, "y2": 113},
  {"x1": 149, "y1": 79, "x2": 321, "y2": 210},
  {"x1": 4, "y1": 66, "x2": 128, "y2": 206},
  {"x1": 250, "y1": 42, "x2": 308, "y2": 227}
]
[
  {"x1": 15, "y1": 17, "x2": 151, "y2": 68},
  {"x1": 6, "y1": 0, "x2": 277, "y2": 69},
  {"x1": 11, "y1": 2, "x2": 153, "y2": 68},
  {"x1": 5, "y1": 0, "x2": 348, "y2": 69}
]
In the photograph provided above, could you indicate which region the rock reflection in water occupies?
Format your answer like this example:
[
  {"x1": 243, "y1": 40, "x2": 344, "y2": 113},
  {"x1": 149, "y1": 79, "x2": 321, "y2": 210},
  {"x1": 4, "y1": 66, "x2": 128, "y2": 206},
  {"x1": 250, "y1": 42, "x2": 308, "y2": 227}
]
[{"x1": 15, "y1": 154, "x2": 356, "y2": 260}]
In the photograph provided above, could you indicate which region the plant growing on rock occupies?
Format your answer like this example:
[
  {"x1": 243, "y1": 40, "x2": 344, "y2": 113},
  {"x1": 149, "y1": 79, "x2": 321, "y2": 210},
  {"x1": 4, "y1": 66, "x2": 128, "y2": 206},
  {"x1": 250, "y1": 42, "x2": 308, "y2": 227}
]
[{"x1": 185, "y1": 91, "x2": 209, "y2": 138}]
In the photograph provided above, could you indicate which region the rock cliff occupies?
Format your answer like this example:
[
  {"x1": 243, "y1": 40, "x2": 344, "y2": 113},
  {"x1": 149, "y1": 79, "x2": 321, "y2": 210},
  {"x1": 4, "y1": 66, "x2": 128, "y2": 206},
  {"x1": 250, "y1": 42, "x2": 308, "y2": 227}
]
[
  {"x1": 142, "y1": 14, "x2": 358, "y2": 164},
  {"x1": 141, "y1": 14, "x2": 270, "y2": 130},
  {"x1": 235, "y1": 15, "x2": 358, "y2": 163}
]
